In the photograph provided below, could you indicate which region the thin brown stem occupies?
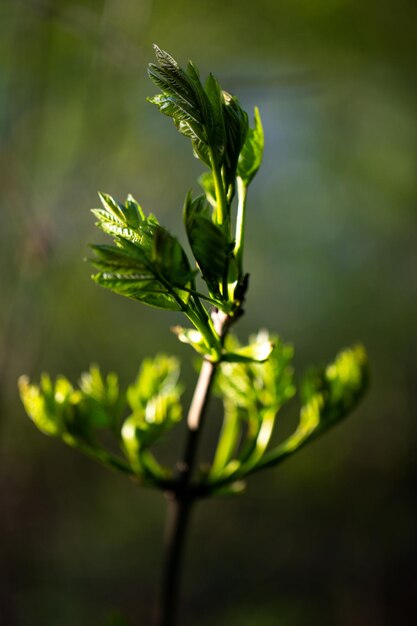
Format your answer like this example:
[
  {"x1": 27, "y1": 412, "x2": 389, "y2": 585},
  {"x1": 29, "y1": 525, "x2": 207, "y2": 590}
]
[
  {"x1": 154, "y1": 310, "x2": 231, "y2": 626},
  {"x1": 155, "y1": 493, "x2": 193, "y2": 626},
  {"x1": 154, "y1": 357, "x2": 218, "y2": 626}
]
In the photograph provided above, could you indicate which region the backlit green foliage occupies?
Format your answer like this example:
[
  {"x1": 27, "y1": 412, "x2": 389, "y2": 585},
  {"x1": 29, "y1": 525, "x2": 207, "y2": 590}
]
[
  {"x1": 122, "y1": 355, "x2": 182, "y2": 477},
  {"x1": 19, "y1": 47, "x2": 368, "y2": 496},
  {"x1": 19, "y1": 357, "x2": 183, "y2": 484},
  {"x1": 147, "y1": 45, "x2": 248, "y2": 203},
  {"x1": 91, "y1": 193, "x2": 194, "y2": 312},
  {"x1": 209, "y1": 331, "x2": 295, "y2": 484}
]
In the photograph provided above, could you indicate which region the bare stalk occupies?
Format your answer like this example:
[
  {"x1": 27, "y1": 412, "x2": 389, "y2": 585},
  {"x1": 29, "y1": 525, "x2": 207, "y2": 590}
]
[
  {"x1": 154, "y1": 311, "x2": 229, "y2": 626},
  {"x1": 155, "y1": 359, "x2": 217, "y2": 626}
]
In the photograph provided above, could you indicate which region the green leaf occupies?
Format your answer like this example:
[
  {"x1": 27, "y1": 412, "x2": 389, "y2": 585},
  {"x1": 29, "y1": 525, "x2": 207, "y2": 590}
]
[
  {"x1": 255, "y1": 345, "x2": 369, "y2": 471},
  {"x1": 91, "y1": 192, "x2": 193, "y2": 311},
  {"x1": 78, "y1": 365, "x2": 125, "y2": 429},
  {"x1": 204, "y1": 73, "x2": 226, "y2": 165},
  {"x1": 90, "y1": 242, "x2": 148, "y2": 271},
  {"x1": 124, "y1": 194, "x2": 145, "y2": 227},
  {"x1": 20, "y1": 368, "x2": 107, "y2": 439},
  {"x1": 237, "y1": 106, "x2": 264, "y2": 186},
  {"x1": 127, "y1": 354, "x2": 181, "y2": 405},
  {"x1": 198, "y1": 171, "x2": 217, "y2": 208},
  {"x1": 148, "y1": 46, "x2": 209, "y2": 158},
  {"x1": 92, "y1": 193, "x2": 157, "y2": 246},
  {"x1": 216, "y1": 331, "x2": 295, "y2": 412},
  {"x1": 122, "y1": 355, "x2": 183, "y2": 472},
  {"x1": 153, "y1": 228, "x2": 195, "y2": 287},
  {"x1": 171, "y1": 326, "x2": 208, "y2": 356},
  {"x1": 222, "y1": 338, "x2": 274, "y2": 363},
  {"x1": 148, "y1": 45, "x2": 250, "y2": 181},
  {"x1": 301, "y1": 344, "x2": 369, "y2": 432},
  {"x1": 19, "y1": 372, "x2": 135, "y2": 477},
  {"x1": 208, "y1": 332, "x2": 295, "y2": 482},
  {"x1": 97, "y1": 192, "x2": 126, "y2": 223},
  {"x1": 19, "y1": 374, "x2": 68, "y2": 437},
  {"x1": 18, "y1": 355, "x2": 183, "y2": 481},
  {"x1": 184, "y1": 191, "x2": 230, "y2": 298},
  {"x1": 92, "y1": 273, "x2": 186, "y2": 311},
  {"x1": 222, "y1": 92, "x2": 249, "y2": 193},
  {"x1": 210, "y1": 400, "x2": 241, "y2": 480},
  {"x1": 238, "y1": 406, "x2": 277, "y2": 473}
]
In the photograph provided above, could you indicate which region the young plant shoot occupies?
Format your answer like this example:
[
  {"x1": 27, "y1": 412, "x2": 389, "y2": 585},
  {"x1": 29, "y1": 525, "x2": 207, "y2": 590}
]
[{"x1": 19, "y1": 46, "x2": 368, "y2": 626}]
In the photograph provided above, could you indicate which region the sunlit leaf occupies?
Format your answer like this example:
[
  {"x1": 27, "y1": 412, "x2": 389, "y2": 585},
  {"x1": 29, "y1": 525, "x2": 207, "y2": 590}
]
[
  {"x1": 19, "y1": 368, "x2": 134, "y2": 476},
  {"x1": 216, "y1": 331, "x2": 295, "y2": 411},
  {"x1": 91, "y1": 193, "x2": 193, "y2": 311},
  {"x1": 255, "y1": 345, "x2": 369, "y2": 471},
  {"x1": 148, "y1": 45, "x2": 209, "y2": 160},
  {"x1": 122, "y1": 354, "x2": 183, "y2": 466},
  {"x1": 208, "y1": 332, "x2": 295, "y2": 482},
  {"x1": 222, "y1": 337, "x2": 274, "y2": 363},
  {"x1": 92, "y1": 273, "x2": 186, "y2": 311},
  {"x1": 18, "y1": 374, "x2": 68, "y2": 437},
  {"x1": 78, "y1": 365, "x2": 125, "y2": 429},
  {"x1": 171, "y1": 326, "x2": 207, "y2": 355},
  {"x1": 237, "y1": 106, "x2": 264, "y2": 186},
  {"x1": 148, "y1": 45, "x2": 249, "y2": 183},
  {"x1": 301, "y1": 343, "x2": 369, "y2": 432}
]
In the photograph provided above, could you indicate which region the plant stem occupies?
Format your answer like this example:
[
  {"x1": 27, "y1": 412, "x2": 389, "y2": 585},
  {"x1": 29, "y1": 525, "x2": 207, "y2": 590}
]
[
  {"x1": 155, "y1": 357, "x2": 218, "y2": 626},
  {"x1": 234, "y1": 176, "x2": 247, "y2": 281},
  {"x1": 210, "y1": 154, "x2": 228, "y2": 229},
  {"x1": 156, "y1": 493, "x2": 193, "y2": 626}
]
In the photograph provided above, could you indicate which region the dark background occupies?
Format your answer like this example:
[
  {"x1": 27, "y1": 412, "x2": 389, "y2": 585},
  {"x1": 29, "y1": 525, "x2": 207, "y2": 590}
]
[{"x1": 1, "y1": 1, "x2": 416, "y2": 624}]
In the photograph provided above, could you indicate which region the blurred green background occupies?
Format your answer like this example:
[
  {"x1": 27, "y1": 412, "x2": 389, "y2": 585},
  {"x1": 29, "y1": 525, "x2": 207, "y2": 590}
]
[{"x1": 1, "y1": 1, "x2": 416, "y2": 624}]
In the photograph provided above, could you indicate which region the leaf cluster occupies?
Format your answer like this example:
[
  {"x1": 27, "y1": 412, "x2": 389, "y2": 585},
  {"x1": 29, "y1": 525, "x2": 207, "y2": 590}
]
[
  {"x1": 18, "y1": 356, "x2": 183, "y2": 485},
  {"x1": 204, "y1": 340, "x2": 368, "y2": 493},
  {"x1": 19, "y1": 342, "x2": 367, "y2": 495},
  {"x1": 18, "y1": 46, "x2": 368, "y2": 499},
  {"x1": 91, "y1": 193, "x2": 193, "y2": 312},
  {"x1": 148, "y1": 45, "x2": 249, "y2": 197},
  {"x1": 88, "y1": 48, "x2": 266, "y2": 363}
]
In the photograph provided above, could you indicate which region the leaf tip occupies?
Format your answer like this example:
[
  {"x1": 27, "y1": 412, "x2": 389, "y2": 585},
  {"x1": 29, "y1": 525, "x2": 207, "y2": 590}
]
[{"x1": 18, "y1": 374, "x2": 30, "y2": 390}]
